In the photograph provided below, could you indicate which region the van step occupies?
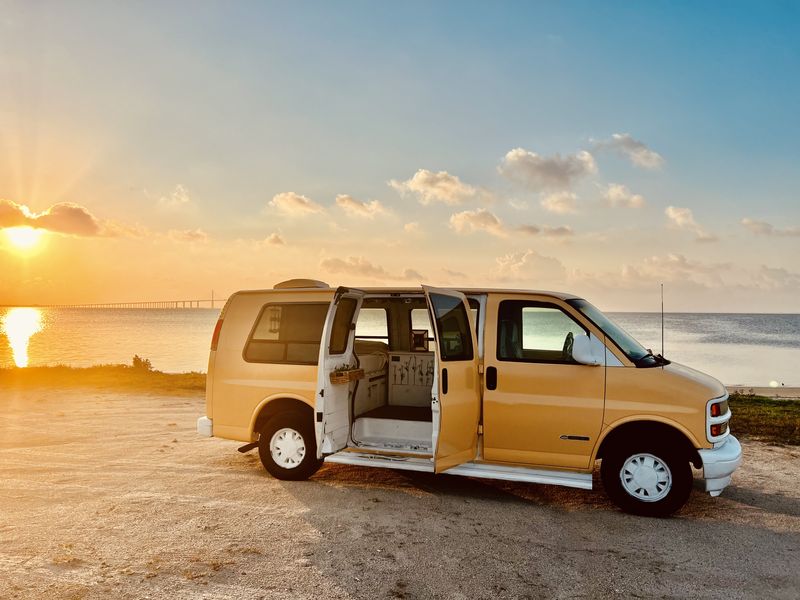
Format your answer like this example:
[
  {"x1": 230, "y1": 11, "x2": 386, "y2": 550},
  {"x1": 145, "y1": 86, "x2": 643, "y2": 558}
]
[{"x1": 324, "y1": 451, "x2": 593, "y2": 490}]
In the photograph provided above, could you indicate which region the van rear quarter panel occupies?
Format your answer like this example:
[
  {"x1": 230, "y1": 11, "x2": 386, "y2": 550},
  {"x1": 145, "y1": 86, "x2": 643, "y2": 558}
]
[{"x1": 210, "y1": 289, "x2": 334, "y2": 441}]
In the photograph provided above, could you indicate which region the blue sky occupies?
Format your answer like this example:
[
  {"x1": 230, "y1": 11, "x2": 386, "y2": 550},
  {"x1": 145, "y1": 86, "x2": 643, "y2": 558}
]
[{"x1": 1, "y1": 1, "x2": 799, "y2": 310}]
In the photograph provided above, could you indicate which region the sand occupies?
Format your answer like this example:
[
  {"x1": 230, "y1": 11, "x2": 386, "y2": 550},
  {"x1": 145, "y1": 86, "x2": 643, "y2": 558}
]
[{"x1": 0, "y1": 387, "x2": 798, "y2": 599}]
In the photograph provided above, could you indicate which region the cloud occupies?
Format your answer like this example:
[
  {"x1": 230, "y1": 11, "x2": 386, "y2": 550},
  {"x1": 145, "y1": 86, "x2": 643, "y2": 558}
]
[
  {"x1": 495, "y1": 249, "x2": 566, "y2": 282},
  {"x1": 320, "y1": 256, "x2": 392, "y2": 279},
  {"x1": 269, "y1": 192, "x2": 324, "y2": 216},
  {"x1": 665, "y1": 206, "x2": 717, "y2": 242},
  {"x1": 0, "y1": 199, "x2": 105, "y2": 236},
  {"x1": 335, "y1": 194, "x2": 387, "y2": 218},
  {"x1": 319, "y1": 256, "x2": 424, "y2": 281},
  {"x1": 498, "y1": 148, "x2": 597, "y2": 190},
  {"x1": 449, "y1": 208, "x2": 506, "y2": 237},
  {"x1": 741, "y1": 218, "x2": 800, "y2": 237},
  {"x1": 264, "y1": 233, "x2": 285, "y2": 245},
  {"x1": 593, "y1": 133, "x2": 664, "y2": 170},
  {"x1": 168, "y1": 228, "x2": 208, "y2": 243},
  {"x1": 403, "y1": 222, "x2": 421, "y2": 234},
  {"x1": 442, "y1": 268, "x2": 467, "y2": 278},
  {"x1": 158, "y1": 184, "x2": 192, "y2": 210},
  {"x1": 540, "y1": 191, "x2": 578, "y2": 214},
  {"x1": 401, "y1": 268, "x2": 425, "y2": 280},
  {"x1": 602, "y1": 183, "x2": 645, "y2": 208},
  {"x1": 389, "y1": 169, "x2": 486, "y2": 205},
  {"x1": 542, "y1": 225, "x2": 574, "y2": 237}
]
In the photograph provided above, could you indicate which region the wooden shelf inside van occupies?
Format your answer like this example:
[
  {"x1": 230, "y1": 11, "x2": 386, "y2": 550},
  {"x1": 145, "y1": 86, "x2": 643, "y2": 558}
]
[{"x1": 330, "y1": 368, "x2": 365, "y2": 385}]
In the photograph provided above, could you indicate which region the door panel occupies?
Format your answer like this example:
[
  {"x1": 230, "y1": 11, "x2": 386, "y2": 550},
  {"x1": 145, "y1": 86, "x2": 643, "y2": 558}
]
[
  {"x1": 483, "y1": 295, "x2": 605, "y2": 469},
  {"x1": 423, "y1": 286, "x2": 481, "y2": 473},
  {"x1": 316, "y1": 287, "x2": 364, "y2": 457}
]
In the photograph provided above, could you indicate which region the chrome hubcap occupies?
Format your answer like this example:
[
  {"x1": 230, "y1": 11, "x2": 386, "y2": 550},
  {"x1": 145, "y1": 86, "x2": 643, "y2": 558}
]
[
  {"x1": 620, "y1": 453, "x2": 672, "y2": 502},
  {"x1": 269, "y1": 427, "x2": 306, "y2": 469}
]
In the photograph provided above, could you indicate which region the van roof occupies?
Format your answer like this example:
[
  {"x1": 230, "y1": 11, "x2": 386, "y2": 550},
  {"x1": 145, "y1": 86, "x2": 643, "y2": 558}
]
[{"x1": 234, "y1": 284, "x2": 582, "y2": 302}]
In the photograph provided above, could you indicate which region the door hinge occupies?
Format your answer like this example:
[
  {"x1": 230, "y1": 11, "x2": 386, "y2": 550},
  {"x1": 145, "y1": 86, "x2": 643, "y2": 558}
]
[
  {"x1": 478, "y1": 424, "x2": 483, "y2": 435},
  {"x1": 478, "y1": 364, "x2": 484, "y2": 374}
]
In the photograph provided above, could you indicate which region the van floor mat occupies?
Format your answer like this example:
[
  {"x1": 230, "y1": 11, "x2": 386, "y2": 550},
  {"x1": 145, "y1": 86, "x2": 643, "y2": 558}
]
[{"x1": 358, "y1": 405, "x2": 432, "y2": 422}]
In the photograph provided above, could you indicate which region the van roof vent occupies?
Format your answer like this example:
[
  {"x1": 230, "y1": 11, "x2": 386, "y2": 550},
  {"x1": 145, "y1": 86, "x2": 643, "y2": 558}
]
[{"x1": 273, "y1": 278, "x2": 330, "y2": 290}]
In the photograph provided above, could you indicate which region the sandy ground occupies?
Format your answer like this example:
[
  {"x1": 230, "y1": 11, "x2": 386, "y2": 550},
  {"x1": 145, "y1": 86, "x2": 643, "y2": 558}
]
[{"x1": 0, "y1": 389, "x2": 798, "y2": 600}]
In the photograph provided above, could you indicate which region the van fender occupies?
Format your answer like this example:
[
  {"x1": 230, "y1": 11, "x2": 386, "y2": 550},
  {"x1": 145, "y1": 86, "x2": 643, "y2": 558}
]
[
  {"x1": 591, "y1": 414, "x2": 703, "y2": 463},
  {"x1": 248, "y1": 393, "x2": 315, "y2": 441}
]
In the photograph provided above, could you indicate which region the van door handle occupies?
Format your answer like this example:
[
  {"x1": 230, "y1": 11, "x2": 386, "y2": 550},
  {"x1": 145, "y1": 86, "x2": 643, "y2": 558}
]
[
  {"x1": 441, "y1": 368, "x2": 448, "y2": 395},
  {"x1": 486, "y1": 366, "x2": 497, "y2": 390}
]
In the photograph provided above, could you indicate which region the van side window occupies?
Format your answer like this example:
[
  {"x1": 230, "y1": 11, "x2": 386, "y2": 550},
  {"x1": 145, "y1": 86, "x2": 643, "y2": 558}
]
[
  {"x1": 329, "y1": 297, "x2": 358, "y2": 355},
  {"x1": 355, "y1": 308, "x2": 389, "y2": 344},
  {"x1": 244, "y1": 303, "x2": 328, "y2": 364},
  {"x1": 497, "y1": 300, "x2": 586, "y2": 364},
  {"x1": 411, "y1": 300, "x2": 479, "y2": 343},
  {"x1": 429, "y1": 293, "x2": 474, "y2": 361}
]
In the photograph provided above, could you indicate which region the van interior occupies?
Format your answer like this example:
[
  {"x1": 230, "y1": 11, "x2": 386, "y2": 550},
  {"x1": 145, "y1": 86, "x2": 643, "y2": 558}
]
[{"x1": 347, "y1": 294, "x2": 479, "y2": 455}]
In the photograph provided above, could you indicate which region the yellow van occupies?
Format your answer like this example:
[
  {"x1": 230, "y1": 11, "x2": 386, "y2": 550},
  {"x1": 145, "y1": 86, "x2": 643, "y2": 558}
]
[{"x1": 197, "y1": 279, "x2": 741, "y2": 516}]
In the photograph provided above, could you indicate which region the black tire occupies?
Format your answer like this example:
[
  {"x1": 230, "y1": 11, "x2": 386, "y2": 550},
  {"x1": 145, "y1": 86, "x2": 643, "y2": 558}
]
[
  {"x1": 258, "y1": 411, "x2": 323, "y2": 481},
  {"x1": 601, "y1": 442, "x2": 692, "y2": 517}
]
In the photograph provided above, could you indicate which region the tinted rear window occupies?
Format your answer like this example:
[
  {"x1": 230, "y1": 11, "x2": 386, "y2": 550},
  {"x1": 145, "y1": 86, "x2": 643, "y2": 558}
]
[{"x1": 244, "y1": 303, "x2": 328, "y2": 364}]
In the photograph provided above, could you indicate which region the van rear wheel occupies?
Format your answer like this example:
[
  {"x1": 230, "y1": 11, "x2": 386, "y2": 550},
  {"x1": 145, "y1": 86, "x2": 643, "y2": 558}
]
[
  {"x1": 601, "y1": 443, "x2": 692, "y2": 517},
  {"x1": 258, "y1": 412, "x2": 323, "y2": 481}
]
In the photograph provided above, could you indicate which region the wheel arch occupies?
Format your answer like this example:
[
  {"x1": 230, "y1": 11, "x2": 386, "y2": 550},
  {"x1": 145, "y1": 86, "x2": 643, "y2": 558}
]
[
  {"x1": 249, "y1": 394, "x2": 315, "y2": 441},
  {"x1": 594, "y1": 417, "x2": 702, "y2": 468}
]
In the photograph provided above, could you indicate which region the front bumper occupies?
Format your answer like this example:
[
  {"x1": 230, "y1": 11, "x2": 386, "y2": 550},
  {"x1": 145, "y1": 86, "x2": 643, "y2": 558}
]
[
  {"x1": 698, "y1": 435, "x2": 742, "y2": 496},
  {"x1": 197, "y1": 416, "x2": 213, "y2": 437}
]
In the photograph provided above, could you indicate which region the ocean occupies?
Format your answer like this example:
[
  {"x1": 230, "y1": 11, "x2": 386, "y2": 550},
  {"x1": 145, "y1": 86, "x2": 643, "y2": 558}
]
[{"x1": 0, "y1": 307, "x2": 798, "y2": 386}]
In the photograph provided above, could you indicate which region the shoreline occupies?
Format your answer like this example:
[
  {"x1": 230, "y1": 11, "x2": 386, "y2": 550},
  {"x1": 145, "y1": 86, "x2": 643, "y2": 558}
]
[{"x1": 0, "y1": 365, "x2": 798, "y2": 399}]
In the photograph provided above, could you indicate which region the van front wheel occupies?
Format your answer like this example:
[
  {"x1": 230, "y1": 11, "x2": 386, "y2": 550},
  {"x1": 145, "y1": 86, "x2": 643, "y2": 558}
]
[
  {"x1": 258, "y1": 412, "x2": 323, "y2": 481},
  {"x1": 601, "y1": 444, "x2": 692, "y2": 517}
]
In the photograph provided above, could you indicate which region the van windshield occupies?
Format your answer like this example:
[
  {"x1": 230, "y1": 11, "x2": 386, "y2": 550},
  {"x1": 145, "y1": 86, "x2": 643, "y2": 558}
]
[{"x1": 566, "y1": 299, "x2": 649, "y2": 362}]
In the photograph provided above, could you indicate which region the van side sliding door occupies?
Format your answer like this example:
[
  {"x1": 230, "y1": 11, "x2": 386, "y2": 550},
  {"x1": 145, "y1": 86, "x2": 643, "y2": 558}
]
[
  {"x1": 316, "y1": 287, "x2": 365, "y2": 457},
  {"x1": 423, "y1": 286, "x2": 481, "y2": 473}
]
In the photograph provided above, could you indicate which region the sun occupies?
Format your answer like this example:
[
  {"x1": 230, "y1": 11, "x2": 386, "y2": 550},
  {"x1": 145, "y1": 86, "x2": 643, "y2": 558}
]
[{"x1": 4, "y1": 226, "x2": 44, "y2": 250}]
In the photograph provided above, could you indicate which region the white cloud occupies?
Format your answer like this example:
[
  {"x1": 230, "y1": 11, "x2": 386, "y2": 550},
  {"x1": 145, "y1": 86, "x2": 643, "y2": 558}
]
[
  {"x1": 498, "y1": 148, "x2": 597, "y2": 190},
  {"x1": 319, "y1": 256, "x2": 424, "y2": 281},
  {"x1": 540, "y1": 191, "x2": 578, "y2": 214},
  {"x1": 403, "y1": 222, "x2": 421, "y2": 234},
  {"x1": 335, "y1": 194, "x2": 387, "y2": 218},
  {"x1": 0, "y1": 199, "x2": 106, "y2": 236},
  {"x1": 449, "y1": 208, "x2": 506, "y2": 237},
  {"x1": 593, "y1": 133, "x2": 664, "y2": 170},
  {"x1": 495, "y1": 249, "x2": 566, "y2": 282},
  {"x1": 269, "y1": 192, "x2": 324, "y2": 216},
  {"x1": 665, "y1": 206, "x2": 717, "y2": 242},
  {"x1": 168, "y1": 228, "x2": 208, "y2": 243},
  {"x1": 389, "y1": 169, "x2": 488, "y2": 205},
  {"x1": 158, "y1": 184, "x2": 192, "y2": 210},
  {"x1": 264, "y1": 233, "x2": 285, "y2": 245},
  {"x1": 741, "y1": 218, "x2": 800, "y2": 237},
  {"x1": 602, "y1": 183, "x2": 645, "y2": 208}
]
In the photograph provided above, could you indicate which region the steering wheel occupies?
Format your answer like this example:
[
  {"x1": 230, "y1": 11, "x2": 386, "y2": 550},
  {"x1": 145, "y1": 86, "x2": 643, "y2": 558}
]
[{"x1": 562, "y1": 331, "x2": 574, "y2": 360}]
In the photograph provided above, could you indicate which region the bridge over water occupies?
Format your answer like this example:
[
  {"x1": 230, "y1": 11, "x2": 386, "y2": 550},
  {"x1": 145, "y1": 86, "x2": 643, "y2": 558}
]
[{"x1": 37, "y1": 298, "x2": 227, "y2": 309}]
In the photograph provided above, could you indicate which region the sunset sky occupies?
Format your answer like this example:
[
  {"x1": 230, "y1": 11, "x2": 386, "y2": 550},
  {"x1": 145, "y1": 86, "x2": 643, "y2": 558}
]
[{"x1": 1, "y1": 1, "x2": 798, "y2": 311}]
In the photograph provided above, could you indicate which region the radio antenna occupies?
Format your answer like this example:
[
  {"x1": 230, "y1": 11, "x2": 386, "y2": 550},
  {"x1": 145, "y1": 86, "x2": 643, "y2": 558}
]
[{"x1": 660, "y1": 283, "x2": 665, "y2": 370}]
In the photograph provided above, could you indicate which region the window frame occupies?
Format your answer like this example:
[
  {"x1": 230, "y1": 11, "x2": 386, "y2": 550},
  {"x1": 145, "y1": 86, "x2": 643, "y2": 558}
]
[
  {"x1": 242, "y1": 301, "x2": 329, "y2": 365},
  {"x1": 496, "y1": 299, "x2": 588, "y2": 365}
]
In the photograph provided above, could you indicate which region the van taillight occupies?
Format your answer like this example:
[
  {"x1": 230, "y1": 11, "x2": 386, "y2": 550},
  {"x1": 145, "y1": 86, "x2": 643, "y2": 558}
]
[{"x1": 211, "y1": 319, "x2": 224, "y2": 351}]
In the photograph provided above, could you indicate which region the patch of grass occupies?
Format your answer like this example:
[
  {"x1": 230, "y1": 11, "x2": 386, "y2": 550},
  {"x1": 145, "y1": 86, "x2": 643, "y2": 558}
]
[
  {"x1": 729, "y1": 393, "x2": 800, "y2": 446},
  {"x1": 0, "y1": 364, "x2": 205, "y2": 396}
]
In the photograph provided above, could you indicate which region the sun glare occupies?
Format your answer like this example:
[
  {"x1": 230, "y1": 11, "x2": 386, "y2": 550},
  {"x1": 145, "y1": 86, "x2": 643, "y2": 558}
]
[
  {"x1": 4, "y1": 226, "x2": 44, "y2": 251},
  {"x1": 1, "y1": 308, "x2": 43, "y2": 367}
]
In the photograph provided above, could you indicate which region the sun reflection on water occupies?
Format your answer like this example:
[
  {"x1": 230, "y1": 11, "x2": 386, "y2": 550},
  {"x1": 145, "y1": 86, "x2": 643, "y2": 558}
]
[{"x1": 1, "y1": 308, "x2": 43, "y2": 367}]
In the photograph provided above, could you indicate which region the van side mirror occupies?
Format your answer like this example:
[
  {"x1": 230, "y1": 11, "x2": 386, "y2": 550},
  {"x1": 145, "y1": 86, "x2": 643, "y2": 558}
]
[{"x1": 572, "y1": 334, "x2": 603, "y2": 366}]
